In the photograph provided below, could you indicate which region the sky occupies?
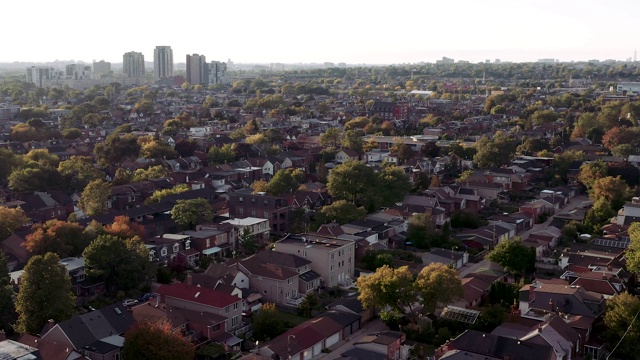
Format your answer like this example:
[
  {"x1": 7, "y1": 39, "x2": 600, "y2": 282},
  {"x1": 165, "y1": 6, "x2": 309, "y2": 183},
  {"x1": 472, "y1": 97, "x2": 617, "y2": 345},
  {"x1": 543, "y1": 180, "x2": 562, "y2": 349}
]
[{"x1": 3, "y1": 0, "x2": 640, "y2": 65}]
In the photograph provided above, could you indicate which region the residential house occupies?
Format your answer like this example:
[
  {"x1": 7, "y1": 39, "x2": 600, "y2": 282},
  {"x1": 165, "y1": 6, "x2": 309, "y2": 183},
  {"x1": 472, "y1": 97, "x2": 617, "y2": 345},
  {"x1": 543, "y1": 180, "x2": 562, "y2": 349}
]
[
  {"x1": 335, "y1": 149, "x2": 360, "y2": 163},
  {"x1": 421, "y1": 248, "x2": 469, "y2": 270},
  {"x1": 518, "y1": 283, "x2": 605, "y2": 320},
  {"x1": 326, "y1": 294, "x2": 375, "y2": 324},
  {"x1": 274, "y1": 234, "x2": 356, "y2": 288},
  {"x1": 348, "y1": 331, "x2": 409, "y2": 360},
  {"x1": 435, "y1": 330, "x2": 554, "y2": 360},
  {"x1": 250, "y1": 250, "x2": 321, "y2": 298},
  {"x1": 155, "y1": 282, "x2": 244, "y2": 331},
  {"x1": 182, "y1": 224, "x2": 236, "y2": 259},
  {"x1": 259, "y1": 316, "x2": 344, "y2": 360},
  {"x1": 237, "y1": 255, "x2": 300, "y2": 306},
  {"x1": 616, "y1": 197, "x2": 640, "y2": 225},
  {"x1": 221, "y1": 217, "x2": 270, "y2": 247},
  {"x1": 228, "y1": 190, "x2": 290, "y2": 234},
  {"x1": 39, "y1": 302, "x2": 135, "y2": 360},
  {"x1": 145, "y1": 233, "x2": 197, "y2": 266}
]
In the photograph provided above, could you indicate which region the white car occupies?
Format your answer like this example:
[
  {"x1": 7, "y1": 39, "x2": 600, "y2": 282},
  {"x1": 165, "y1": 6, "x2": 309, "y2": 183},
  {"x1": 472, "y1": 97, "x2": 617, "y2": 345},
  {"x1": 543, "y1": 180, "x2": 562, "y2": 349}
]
[{"x1": 122, "y1": 299, "x2": 138, "y2": 307}]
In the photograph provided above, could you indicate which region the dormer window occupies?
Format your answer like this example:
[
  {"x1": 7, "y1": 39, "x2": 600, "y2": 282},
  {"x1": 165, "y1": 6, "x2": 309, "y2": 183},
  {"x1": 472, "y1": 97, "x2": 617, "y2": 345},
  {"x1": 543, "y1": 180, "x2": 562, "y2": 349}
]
[
  {"x1": 185, "y1": 240, "x2": 191, "y2": 250},
  {"x1": 173, "y1": 244, "x2": 180, "y2": 253},
  {"x1": 161, "y1": 247, "x2": 167, "y2": 257},
  {"x1": 149, "y1": 250, "x2": 156, "y2": 261},
  {"x1": 206, "y1": 239, "x2": 211, "y2": 247}
]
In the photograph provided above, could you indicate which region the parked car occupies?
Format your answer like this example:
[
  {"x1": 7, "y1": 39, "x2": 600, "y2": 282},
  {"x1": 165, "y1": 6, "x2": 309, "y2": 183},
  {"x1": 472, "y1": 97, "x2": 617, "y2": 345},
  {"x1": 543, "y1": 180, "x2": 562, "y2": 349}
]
[
  {"x1": 138, "y1": 292, "x2": 157, "y2": 302},
  {"x1": 122, "y1": 299, "x2": 139, "y2": 307}
]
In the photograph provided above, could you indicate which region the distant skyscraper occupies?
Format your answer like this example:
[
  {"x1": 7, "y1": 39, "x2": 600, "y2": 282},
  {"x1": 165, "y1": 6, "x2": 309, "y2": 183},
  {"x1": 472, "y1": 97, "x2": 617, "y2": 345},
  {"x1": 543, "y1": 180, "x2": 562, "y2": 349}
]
[
  {"x1": 65, "y1": 64, "x2": 92, "y2": 80},
  {"x1": 186, "y1": 54, "x2": 208, "y2": 85},
  {"x1": 209, "y1": 61, "x2": 229, "y2": 85},
  {"x1": 92, "y1": 60, "x2": 111, "y2": 77},
  {"x1": 123, "y1": 51, "x2": 145, "y2": 78},
  {"x1": 154, "y1": 46, "x2": 174, "y2": 79},
  {"x1": 25, "y1": 66, "x2": 60, "y2": 87}
]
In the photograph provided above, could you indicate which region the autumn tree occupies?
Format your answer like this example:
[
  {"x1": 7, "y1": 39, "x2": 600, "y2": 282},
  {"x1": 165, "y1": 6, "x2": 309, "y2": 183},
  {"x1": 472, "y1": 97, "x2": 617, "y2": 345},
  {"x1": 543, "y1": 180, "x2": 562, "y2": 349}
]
[
  {"x1": 78, "y1": 179, "x2": 110, "y2": 217},
  {"x1": 15, "y1": 253, "x2": 75, "y2": 334},
  {"x1": 486, "y1": 237, "x2": 535, "y2": 276},
  {"x1": 0, "y1": 207, "x2": 29, "y2": 240},
  {"x1": 589, "y1": 176, "x2": 633, "y2": 210},
  {"x1": 104, "y1": 215, "x2": 146, "y2": 241},
  {"x1": 250, "y1": 179, "x2": 269, "y2": 193},
  {"x1": 24, "y1": 149, "x2": 59, "y2": 169},
  {"x1": 602, "y1": 126, "x2": 640, "y2": 151},
  {"x1": 139, "y1": 138, "x2": 178, "y2": 160},
  {"x1": 415, "y1": 263, "x2": 463, "y2": 313},
  {"x1": 357, "y1": 265, "x2": 419, "y2": 321},
  {"x1": 604, "y1": 292, "x2": 640, "y2": 360},
  {"x1": 327, "y1": 160, "x2": 375, "y2": 203},
  {"x1": 171, "y1": 198, "x2": 212, "y2": 230},
  {"x1": 24, "y1": 220, "x2": 88, "y2": 258},
  {"x1": 577, "y1": 160, "x2": 608, "y2": 189},
  {"x1": 122, "y1": 320, "x2": 196, "y2": 360}
]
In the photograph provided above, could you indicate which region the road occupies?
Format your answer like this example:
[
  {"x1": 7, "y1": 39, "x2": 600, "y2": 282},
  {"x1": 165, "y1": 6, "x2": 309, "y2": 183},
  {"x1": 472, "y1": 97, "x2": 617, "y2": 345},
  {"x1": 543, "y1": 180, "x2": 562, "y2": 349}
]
[{"x1": 316, "y1": 318, "x2": 387, "y2": 360}]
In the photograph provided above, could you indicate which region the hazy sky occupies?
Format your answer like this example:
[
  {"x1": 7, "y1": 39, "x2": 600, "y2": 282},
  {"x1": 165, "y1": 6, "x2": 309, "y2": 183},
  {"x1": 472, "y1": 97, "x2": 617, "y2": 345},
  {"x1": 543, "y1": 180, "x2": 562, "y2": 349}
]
[{"x1": 4, "y1": 0, "x2": 639, "y2": 64}]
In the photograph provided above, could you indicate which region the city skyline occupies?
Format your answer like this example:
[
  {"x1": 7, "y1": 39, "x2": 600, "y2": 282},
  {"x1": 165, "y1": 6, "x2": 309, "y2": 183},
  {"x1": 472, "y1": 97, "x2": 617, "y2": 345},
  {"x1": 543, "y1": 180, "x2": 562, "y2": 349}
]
[{"x1": 3, "y1": 0, "x2": 640, "y2": 65}]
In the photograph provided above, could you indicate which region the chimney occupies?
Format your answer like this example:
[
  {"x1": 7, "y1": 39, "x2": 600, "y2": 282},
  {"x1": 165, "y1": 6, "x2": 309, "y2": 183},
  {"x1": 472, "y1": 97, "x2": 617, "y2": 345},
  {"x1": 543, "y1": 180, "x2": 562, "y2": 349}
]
[
  {"x1": 548, "y1": 299, "x2": 554, "y2": 312},
  {"x1": 537, "y1": 324, "x2": 542, "y2": 333},
  {"x1": 186, "y1": 272, "x2": 193, "y2": 286}
]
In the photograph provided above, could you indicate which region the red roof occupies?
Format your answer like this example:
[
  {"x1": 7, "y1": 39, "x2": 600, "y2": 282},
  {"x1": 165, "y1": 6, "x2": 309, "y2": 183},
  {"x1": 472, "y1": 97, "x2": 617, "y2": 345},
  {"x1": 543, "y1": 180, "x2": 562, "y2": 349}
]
[{"x1": 156, "y1": 283, "x2": 241, "y2": 309}]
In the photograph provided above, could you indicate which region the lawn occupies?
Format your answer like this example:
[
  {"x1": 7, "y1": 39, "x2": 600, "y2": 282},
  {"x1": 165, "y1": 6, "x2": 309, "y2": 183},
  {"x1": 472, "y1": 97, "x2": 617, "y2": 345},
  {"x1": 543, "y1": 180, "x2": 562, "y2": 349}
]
[{"x1": 276, "y1": 310, "x2": 307, "y2": 328}]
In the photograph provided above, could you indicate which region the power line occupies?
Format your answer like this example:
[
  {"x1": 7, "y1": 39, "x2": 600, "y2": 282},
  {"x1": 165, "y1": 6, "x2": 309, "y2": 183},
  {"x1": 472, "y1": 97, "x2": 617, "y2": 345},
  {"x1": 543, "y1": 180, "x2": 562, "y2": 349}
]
[{"x1": 607, "y1": 305, "x2": 640, "y2": 360}]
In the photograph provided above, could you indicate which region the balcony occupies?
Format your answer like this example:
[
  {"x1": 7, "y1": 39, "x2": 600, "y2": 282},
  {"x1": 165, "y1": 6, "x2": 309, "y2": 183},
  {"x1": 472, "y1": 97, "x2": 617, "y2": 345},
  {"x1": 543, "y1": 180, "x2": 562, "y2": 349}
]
[
  {"x1": 286, "y1": 294, "x2": 305, "y2": 307},
  {"x1": 232, "y1": 323, "x2": 252, "y2": 337}
]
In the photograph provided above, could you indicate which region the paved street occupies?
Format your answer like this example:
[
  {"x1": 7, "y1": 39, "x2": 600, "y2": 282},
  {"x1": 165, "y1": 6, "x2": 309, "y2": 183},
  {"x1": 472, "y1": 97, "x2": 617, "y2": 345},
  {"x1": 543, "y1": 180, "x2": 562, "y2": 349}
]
[{"x1": 316, "y1": 318, "x2": 388, "y2": 360}]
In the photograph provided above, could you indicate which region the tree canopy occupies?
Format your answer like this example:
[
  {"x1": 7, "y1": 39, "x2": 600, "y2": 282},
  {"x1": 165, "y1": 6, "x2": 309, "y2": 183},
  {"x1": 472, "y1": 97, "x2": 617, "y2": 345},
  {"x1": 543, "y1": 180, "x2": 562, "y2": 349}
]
[
  {"x1": 122, "y1": 320, "x2": 196, "y2": 360},
  {"x1": 486, "y1": 237, "x2": 535, "y2": 276},
  {"x1": 15, "y1": 253, "x2": 75, "y2": 334},
  {"x1": 171, "y1": 198, "x2": 212, "y2": 230}
]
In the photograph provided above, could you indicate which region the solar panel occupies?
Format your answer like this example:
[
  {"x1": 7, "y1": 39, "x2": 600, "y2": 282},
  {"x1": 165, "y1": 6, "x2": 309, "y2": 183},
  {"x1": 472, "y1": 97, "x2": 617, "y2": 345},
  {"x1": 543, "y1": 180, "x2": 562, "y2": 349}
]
[
  {"x1": 593, "y1": 238, "x2": 629, "y2": 249},
  {"x1": 441, "y1": 306, "x2": 480, "y2": 324}
]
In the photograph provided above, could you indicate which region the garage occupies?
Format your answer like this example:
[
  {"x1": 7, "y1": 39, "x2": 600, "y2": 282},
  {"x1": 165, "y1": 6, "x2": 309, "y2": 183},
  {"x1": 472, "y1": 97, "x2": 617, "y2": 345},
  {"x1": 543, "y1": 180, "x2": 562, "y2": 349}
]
[
  {"x1": 312, "y1": 342, "x2": 323, "y2": 356},
  {"x1": 303, "y1": 350, "x2": 312, "y2": 360},
  {"x1": 325, "y1": 332, "x2": 340, "y2": 348}
]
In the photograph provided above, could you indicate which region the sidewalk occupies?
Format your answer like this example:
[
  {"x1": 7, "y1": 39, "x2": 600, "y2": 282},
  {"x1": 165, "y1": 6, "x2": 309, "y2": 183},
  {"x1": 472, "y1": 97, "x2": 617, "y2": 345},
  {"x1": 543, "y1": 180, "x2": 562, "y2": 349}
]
[{"x1": 315, "y1": 318, "x2": 387, "y2": 360}]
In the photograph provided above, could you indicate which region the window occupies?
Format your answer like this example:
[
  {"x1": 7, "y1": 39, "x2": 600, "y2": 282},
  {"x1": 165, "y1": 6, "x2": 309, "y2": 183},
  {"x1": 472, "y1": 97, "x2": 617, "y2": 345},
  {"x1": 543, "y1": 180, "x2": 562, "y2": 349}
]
[
  {"x1": 206, "y1": 239, "x2": 210, "y2": 247},
  {"x1": 251, "y1": 210, "x2": 256, "y2": 217},
  {"x1": 76, "y1": 273, "x2": 85, "y2": 282},
  {"x1": 149, "y1": 250, "x2": 156, "y2": 261},
  {"x1": 160, "y1": 247, "x2": 167, "y2": 256},
  {"x1": 239, "y1": 197, "x2": 243, "y2": 203},
  {"x1": 263, "y1": 211, "x2": 268, "y2": 218},
  {"x1": 287, "y1": 278, "x2": 294, "y2": 285},
  {"x1": 331, "y1": 265, "x2": 334, "y2": 272},
  {"x1": 348, "y1": 257, "x2": 351, "y2": 264},
  {"x1": 330, "y1": 253, "x2": 334, "y2": 261},
  {"x1": 225, "y1": 306, "x2": 229, "y2": 314},
  {"x1": 238, "y1": 207, "x2": 244, "y2": 216},
  {"x1": 286, "y1": 291, "x2": 290, "y2": 298},
  {"x1": 173, "y1": 244, "x2": 180, "y2": 253},
  {"x1": 234, "y1": 302, "x2": 239, "y2": 310},
  {"x1": 232, "y1": 316, "x2": 238, "y2": 327},
  {"x1": 185, "y1": 240, "x2": 191, "y2": 250}
]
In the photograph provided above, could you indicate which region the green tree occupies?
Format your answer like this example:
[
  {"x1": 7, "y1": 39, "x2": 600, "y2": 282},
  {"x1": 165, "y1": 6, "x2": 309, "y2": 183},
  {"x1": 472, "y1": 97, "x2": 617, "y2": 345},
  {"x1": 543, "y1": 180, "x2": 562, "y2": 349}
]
[
  {"x1": 341, "y1": 130, "x2": 364, "y2": 153},
  {"x1": 604, "y1": 293, "x2": 640, "y2": 360},
  {"x1": 415, "y1": 263, "x2": 463, "y2": 313},
  {"x1": 8, "y1": 166, "x2": 65, "y2": 193},
  {"x1": 145, "y1": 184, "x2": 190, "y2": 205},
  {"x1": 132, "y1": 165, "x2": 169, "y2": 182},
  {"x1": 252, "y1": 303, "x2": 286, "y2": 341},
  {"x1": 406, "y1": 213, "x2": 437, "y2": 249},
  {"x1": 316, "y1": 200, "x2": 367, "y2": 225},
  {"x1": 83, "y1": 234, "x2": 148, "y2": 292},
  {"x1": 583, "y1": 198, "x2": 616, "y2": 233},
  {"x1": 376, "y1": 164, "x2": 412, "y2": 208},
  {"x1": 0, "y1": 207, "x2": 29, "y2": 240},
  {"x1": 58, "y1": 156, "x2": 104, "y2": 190},
  {"x1": 0, "y1": 251, "x2": 16, "y2": 333},
  {"x1": 530, "y1": 109, "x2": 559, "y2": 126},
  {"x1": 122, "y1": 320, "x2": 195, "y2": 360},
  {"x1": 171, "y1": 198, "x2": 212, "y2": 230},
  {"x1": 94, "y1": 133, "x2": 141, "y2": 167},
  {"x1": 320, "y1": 128, "x2": 342, "y2": 148},
  {"x1": 15, "y1": 253, "x2": 75, "y2": 334},
  {"x1": 486, "y1": 237, "x2": 535, "y2": 276},
  {"x1": 267, "y1": 168, "x2": 304, "y2": 196},
  {"x1": 327, "y1": 160, "x2": 375, "y2": 203},
  {"x1": 473, "y1": 132, "x2": 517, "y2": 169},
  {"x1": 208, "y1": 144, "x2": 236, "y2": 165},
  {"x1": 78, "y1": 179, "x2": 110, "y2": 217},
  {"x1": 24, "y1": 149, "x2": 59, "y2": 169},
  {"x1": 0, "y1": 147, "x2": 22, "y2": 182},
  {"x1": 239, "y1": 226, "x2": 258, "y2": 255},
  {"x1": 623, "y1": 222, "x2": 640, "y2": 274}
]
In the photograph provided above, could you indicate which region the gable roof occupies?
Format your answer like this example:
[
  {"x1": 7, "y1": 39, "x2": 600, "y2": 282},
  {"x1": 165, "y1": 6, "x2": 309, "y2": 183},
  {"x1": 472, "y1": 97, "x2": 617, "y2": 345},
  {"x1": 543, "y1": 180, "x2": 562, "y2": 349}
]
[
  {"x1": 450, "y1": 330, "x2": 554, "y2": 360},
  {"x1": 156, "y1": 283, "x2": 241, "y2": 309}
]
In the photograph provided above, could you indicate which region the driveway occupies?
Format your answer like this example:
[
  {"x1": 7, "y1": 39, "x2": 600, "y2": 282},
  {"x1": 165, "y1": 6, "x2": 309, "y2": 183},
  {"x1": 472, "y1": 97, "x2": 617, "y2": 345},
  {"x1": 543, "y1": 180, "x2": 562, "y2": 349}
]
[
  {"x1": 518, "y1": 194, "x2": 590, "y2": 240},
  {"x1": 316, "y1": 318, "x2": 388, "y2": 360}
]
